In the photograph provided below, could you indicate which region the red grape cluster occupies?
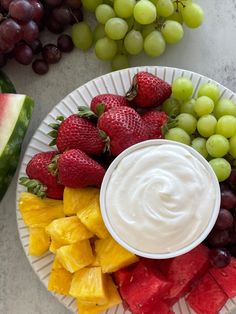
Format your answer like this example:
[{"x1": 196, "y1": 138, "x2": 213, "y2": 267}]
[
  {"x1": 206, "y1": 169, "x2": 236, "y2": 268},
  {"x1": 0, "y1": 0, "x2": 83, "y2": 74}
]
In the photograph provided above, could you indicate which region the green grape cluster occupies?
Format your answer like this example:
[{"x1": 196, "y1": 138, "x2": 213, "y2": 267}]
[
  {"x1": 163, "y1": 78, "x2": 236, "y2": 182},
  {"x1": 72, "y1": 0, "x2": 204, "y2": 70}
]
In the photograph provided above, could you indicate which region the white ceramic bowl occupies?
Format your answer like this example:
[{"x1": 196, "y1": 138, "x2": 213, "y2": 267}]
[{"x1": 100, "y1": 139, "x2": 221, "y2": 259}]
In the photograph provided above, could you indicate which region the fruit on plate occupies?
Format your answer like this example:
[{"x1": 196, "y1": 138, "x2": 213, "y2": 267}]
[
  {"x1": 29, "y1": 227, "x2": 50, "y2": 256},
  {"x1": 186, "y1": 273, "x2": 228, "y2": 314},
  {"x1": 142, "y1": 110, "x2": 169, "y2": 139},
  {"x1": 126, "y1": 71, "x2": 172, "y2": 107},
  {"x1": 63, "y1": 187, "x2": 99, "y2": 216},
  {"x1": 49, "y1": 114, "x2": 104, "y2": 155},
  {"x1": 95, "y1": 236, "x2": 139, "y2": 273},
  {"x1": 98, "y1": 106, "x2": 149, "y2": 156},
  {"x1": 90, "y1": 93, "x2": 129, "y2": 115},
  {"x1": 20, "y1": 151, "x2": 64, "y2": 199},
  {"x1": 19, "y1": 192, "x2": 64, "y2": 227},
  {"x1": 0, "y1": 71, "x2": 16, "y2": 93},
  {"x1": 0, "y1": 93, "x2": 34, "y2": 201}
]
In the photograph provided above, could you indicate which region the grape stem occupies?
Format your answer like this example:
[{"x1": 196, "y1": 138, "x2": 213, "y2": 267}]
[{"x1": 173, "y1": 0, "x2": 186, "y2": 12}]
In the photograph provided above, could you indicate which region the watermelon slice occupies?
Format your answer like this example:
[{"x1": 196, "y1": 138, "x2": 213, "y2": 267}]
[
  {"x1": 209, "y1": 257, "x2": 236, "y2": 298},
  {"x1": 119, "y1": 260, "x2": 172, "y2": 313},
  {"x1": 186, "y1": 273, "x2": 228, "y2": 314},
  {"x1": 0, "y1": 94, "x2": 34, "y2": 200},
  {"x1": 113, "y1": 263, "x2": 137, "y2": 288},
  {"x1": 135, "y1": 297, "x2": 174, "y2": 314},
  {"x1": 157, "y1": 244, "x2": 210, "y2": 304},
  {"x1": 0, "y1": 71, "x2": 16, "y2": 93}
]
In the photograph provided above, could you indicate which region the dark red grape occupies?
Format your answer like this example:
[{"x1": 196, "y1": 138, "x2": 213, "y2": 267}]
[
  {"x1": 215, "y1": 209, "x2": 234, "y2": 230},
  {"x1": 210, "y1": 248, "x2": 231, "y2": 268},
  {"x1": 220, "y1": 182, "x2": 230, "y2": 192},
  {"x1": 46, "y1": 16, "x2": 64, "y2": 34},
  {"x1": 52, "y1": 6, "x2": 71, "y2": 25},
  {"x1": 0, "y1": 33, "x2": 14, "y2": 52},
  {"x1": 30, "y1": 0, "x2": 43, "y2": 22},
  {"x1": 32, "y1": 59, "x2": 49, "y2": 74},
  {"x1": 69, "y1": 8, "x2": 83, "y2": 25},
  {"x1": 228, "y1": 169, "x2": 236, "y2": 185},
  {"x1": 9, "y1": 0, "x2": 33, "y2": 22},
  {"x1": 0, "y1": 19, "x2": 22, "y2": 44},
  {"x1": 1, "y1": 0, "x2": 13, "y2": 10},
  {"x1": 0, "y1": 53, "x2": 7, "y2": 67},
  {"x1": 44, "y1": 0, "x2": 62, "y2": 7},
  {"x1": 64, "y1": 0, "x2": 81, "y2": 9},
  {"x1": 230, "y1": 230, "x2": 236, "y2": 244},
  {"x1": 221, "y1": 189, "x2": 236, "y2": 209},
  {"x1": 42, "y1": 44, "x2": 61, "y2": 64},
  {"x1": 14, "y1": 43, "x2": 33, "y2": 64},
  {"x1": 28, "y1": 38, "x2": 42, "y2": 54},
  {"x1": 21, "y1": 20, "x2": 39, "y2": 42},
  {"x1": 57, "y1": 34, "x2": 73, "y2": 52},
  {"x1": 207, "y1": 229, "x2": 230, "y2": 247}
]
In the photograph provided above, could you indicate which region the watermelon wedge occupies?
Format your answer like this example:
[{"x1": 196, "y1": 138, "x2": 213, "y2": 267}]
[
  {"x1": 0, "y1": 71, "x2": 16, "y2": 93},
  {"x1": 186, "y1": 273, "x2": 227, "y2": 314},
  {"x1": 0, "y1": 93, "x2": 34, "y2": 200},
  {"x1": 209, "y1": 257, "x2": 236, "y2": 298}
]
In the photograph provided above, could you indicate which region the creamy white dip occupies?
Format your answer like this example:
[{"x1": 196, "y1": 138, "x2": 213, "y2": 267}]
[{"x1": 105, "y1": 144, "x2": 216, "y2": 254}]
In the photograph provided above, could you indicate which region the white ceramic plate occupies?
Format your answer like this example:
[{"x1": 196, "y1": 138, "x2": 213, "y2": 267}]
[{"x1": 16, "y1": 66, "x2": 236, "y2": 314}]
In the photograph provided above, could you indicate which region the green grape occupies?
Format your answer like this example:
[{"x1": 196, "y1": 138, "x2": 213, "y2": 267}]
[
  {"x1": 172, "y1": 77, "x2": 194, "y2": 101},
  {"x1": 156, "y1": 0, "x2": 174, "y2": 17},
  {"x1": 180, "y1": 99, "x2": 197, "y2": 117},
  {"x1": 82, "y1": 0, "x2": 103, "y2": 12},
  {"x1": 161, "y1": 20, "x2": 184, "y2": 44},
  {"x1": 103, "y1": 0, "x2": 114, "y2": 4},
  {"x1": 193, "y1": 96, "x2": 214, "y2": 117},
  {"x1": 149, "y1": 0, "x2": 157, "y2": 4},
  {"x1": 124, "y1": 30, "x2": 143, "y2": 55},
  {"x1": 209, "y1": 158, "x2": 231, "y2": 182},
  {"x1": 144, "y1": 30, "x2": 166, "y2": 57},
  {"x1": 168, "y1": 10, "x2": 183, "y2": 24},
  {"x1": 165, "y1": 127, "x2": 191, "y2": 145},
  {"x1": 105, "y1": 18, "x2": 128, "y2": 40},
  {"x1": 216, "y1": 115, "x2": 236, "y2": 138},
  {"x1": 95, "y1": 37, "x2": 118, "y2": 60},
  {"x1": 142, "y1": 23, "x2": 156, "y2": 38},
  {"x1": 133, "y1": 0, "x2": 157, "y2": 25},
  {"x1": 72, "y1": 22, "x2": 93, "y2": 50},
  {"x1": 93, "y1": 24, "x2": 106, "y2": 42},
  {"x1": 197, "y1": 83, "x2": 220, "y2": 103},
  {"x1": 111, "y1": 54, "x2": 129, "y2": 71},
  {"x1": 229, "y1": 134, "x2": 236, "y2": 158},
  {"x1": 214, "y1": 99, "x2": 236, "y2": 119},
  {"x1": 133, "y1": 21, "x2": 143, "y2": 31},
  {"x1": 197, "y1": 115, "x2": 217, "y2": 138},
  {"x1": 182, "y1": 3, "x2": 204, "y2": 28},
  {"x1": 114, "y1": 0, "x2": 136, "y2": 18},
  {"x1": 191, "y1": 137, "x2": 208, "y2": 158},
  {"x1": 206, "y1": 134, "x2": 229, "y2": 158},
  {"x1": 176, "y1": 113, "x2": 197, "y2": 134},
  {"x1": 162, "y1": 98, "x2": 180, "y2": 117},
  {"x1": 95, "y1": 4, "x2": 115, "y2": 25}
]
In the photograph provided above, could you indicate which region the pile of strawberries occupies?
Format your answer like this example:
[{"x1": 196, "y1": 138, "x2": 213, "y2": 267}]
[{"x1": 20, "y1": 71, "x2": 172, "y2": 198}]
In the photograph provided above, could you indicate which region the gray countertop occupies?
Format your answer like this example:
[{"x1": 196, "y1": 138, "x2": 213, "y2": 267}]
[{"x1": 1, "y1": 0, "x2": 236, "y2": 313}]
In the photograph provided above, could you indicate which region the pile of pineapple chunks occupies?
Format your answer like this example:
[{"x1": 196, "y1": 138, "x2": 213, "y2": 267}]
[{"x1": 19, "y1": 188, "x2": 139, "y2": 314}]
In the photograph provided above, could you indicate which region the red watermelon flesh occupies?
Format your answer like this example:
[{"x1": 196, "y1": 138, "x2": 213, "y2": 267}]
[
  {"x1": 209, "y1": 257, "x2": 236, "y2": 298},
  {"x1": 113, "y1": 263, "x2": 137, "y2": 288},
  {"x1": 119, "y1": 260, "x2": 172, "y2": 313},
  {"x1": 157, "y1": 244, "x2": 210, "y2": 304},
  {"x1": 186, "y1": 273, "x2": 227, "y2": 314},
  {"x1": 132, "y1": 297, "x2": 174, "y2": 314}
]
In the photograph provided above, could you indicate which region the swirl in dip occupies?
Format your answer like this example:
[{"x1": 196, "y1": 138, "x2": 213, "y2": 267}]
[{"x1": 104, "y1": 142, "x2": 218, "y2": 255}]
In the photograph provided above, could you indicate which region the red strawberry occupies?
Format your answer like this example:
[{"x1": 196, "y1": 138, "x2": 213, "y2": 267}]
[
  {"x1": 126, "y1": 71, "x2": 172, "y2": 107},
  {"x1": 142, "y1": 110, "x2": 169, "y2": 139},
  {"x1": 91, "y1": 94, "x2": 129, "y2": 114},
  {"x1": 57, "y1": 149, "x2": 105, "y2": 188},
  {"x1": 19, "y1": 151, "x2": 64, "y2": 199},
  {"x1": 98, "y1": 106, "x2": 149, "y2": 156},
  {"x1": 50, "y1": 114, "x2": 104, "y2": 155}
]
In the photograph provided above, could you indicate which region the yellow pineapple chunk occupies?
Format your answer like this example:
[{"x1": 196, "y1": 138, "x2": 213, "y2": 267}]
[
  {"x1": 70, "y1": 267, "x2": 107, "y2": 304},
  {"x1": 19, "y1": 192, "x2": 64, "y2": 227},
  {"x1": 29, "y1": 227, "x2": 50, "y2": 256},
  {"x1": 46, "y1": 216, "x2": 93, "y2": 246},
  {"x1": 90, "y1": 253, "x2": 100, "y2": 267},
  {"x1": 63, "y1": 187, "x2": 99, "y2": 216},
  {"x1": 77, "y1": 195, "x2": 109, "y2": 239},
  {"x1": 52, "y1": 255, "x2": 64, "y2": 270},
  {"x1": 48, "y1": 268, "x2": 72, "y2": 295},
  {"x1": 57, "y1": 240, "x2": 94, "y2": 273},
  {"x1": 49, "y1": 239, "x2": 62, "y2": 254},
  {"x1": 95, "y1": 236, "x2": 139, "y2": 273},
  {"x1": 77, "y1": 276, "x2": 121, "y2": 314}
]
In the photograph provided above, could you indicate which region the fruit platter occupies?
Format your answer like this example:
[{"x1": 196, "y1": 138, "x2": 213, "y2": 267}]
[{"x1": 16, "y1": 66, "x2": 236, "y2": 314}]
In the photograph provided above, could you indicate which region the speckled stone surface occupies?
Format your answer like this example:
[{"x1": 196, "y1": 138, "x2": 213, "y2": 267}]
[{"x1": 1, "y1": 1, "x2": 236, "y2": 313}]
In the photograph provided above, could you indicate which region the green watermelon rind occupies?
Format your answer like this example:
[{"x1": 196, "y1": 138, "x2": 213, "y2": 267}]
[
  {"x1": 0, "y1": 71, "x2": 16, "y2": 93},
  {"x1": 0, "y1": 96, "x2": 34, "y2": 200}
]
